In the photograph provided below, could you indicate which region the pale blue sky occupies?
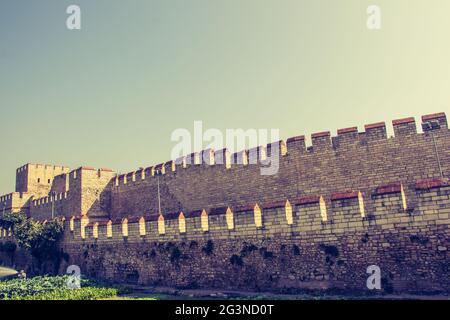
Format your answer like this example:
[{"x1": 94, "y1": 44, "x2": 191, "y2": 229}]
[{"x1": 1, "y1": 0, "x2": 449, "y2": 194}]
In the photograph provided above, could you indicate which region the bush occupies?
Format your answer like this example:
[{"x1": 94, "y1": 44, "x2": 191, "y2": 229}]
[
  {"x1": 202, "y1": 240, "x2": 214, "y2": 255},
  {"x1": 5, "y1": 287, "x2": 118, "y2": 300},
  {"x1": 230, "y1": 254, "x2": 244, "y2": 266},
  {"x1": 0, "y1": 213, "x2": 26, "y2": 231},
  {"x1": 170, "y1": 247, "x2": 182, "y2": 263},
  {"x1": 1, "y1": 213, "x2": 65, "y2": 271},
  {"x1": 319, "y1": 244, "x2": 340, "y2": 257},
  {"x1": 0, "y1": 275, "x2": 107, "y2": 300},
  {"x1": 0, "y1": 241, "x2": 17, "y2": 253}
]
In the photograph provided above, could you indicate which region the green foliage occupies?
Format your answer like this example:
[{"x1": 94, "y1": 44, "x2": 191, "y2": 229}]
[
  {"x1": 240, "y1": 243, "x2": 258, "y2": 257},
  {"x1": 189, "y1": 241, "x2": 198, "y2": 249},
  {"x1": 258, "y1": 247, "x2": 275, "y2": 259},
  {"x1": 319, "y1": 244, "x2": 340, "y2": 257},
  {"x1": 292, "y1": 245, "x2": 301, "y2": 256},
  {"x1": 0, "y1": 241, "x2": 16, "y2": 253},
  {"x1": 5, "y1": 287, "x2": 118, "y2": 300},
  {"x1": 105, "y1": 295, "x2": 159, "y2": 300},
  {"x1": 409, "y1": 235, "x2": 430, "y2": 245},
  {"x1": 230, "y1": 254, "x2": 244, "y2": 266},
  {"x1": 0, "y1": 213, "x2": 26, "y2": 231},
  {"x1": 202, "y1": 240, "x2": 214, "y2": 255},
  {"x1": 15, "y1": 218, "x2": 64, "y2": 250},
  {"x1": 0, "y1": 275, "x2": 117, "y2": 300},
  {"x1": 1, "y1": 213, "x2": 65, "y2": 266},
  {"x1": 0, "y1": 275, "x2": 90, "y2": 298},
  {"x1": 170, "y1": 247, "x2": 182, "y2": 263}
]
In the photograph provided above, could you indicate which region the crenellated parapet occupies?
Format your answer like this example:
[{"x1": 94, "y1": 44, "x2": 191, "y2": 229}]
[
  {"x1": 1, "y1": 166, "x2": 116, "y2": 221},
  {"x1": 15, "y1": 163, "x2": 71, "y2": 198},
  {"x1": 109, "y1": 112, "x2": 450, "y2": 221},
  {"x1": 2, "y1": 112, "x2": 449, "y2": 226},
  {"x1": 0, "y1": 192, "x2": 33, "y2": 214},
  {"x1": 111, "y1": 112, "x2": 448, "y2": 184},
  {"x1": 29, "y1": 192, "x2": 71, "y2": 220},
  {"x1": 63, "y1": 179, "x2": 450, "y2": 244}
]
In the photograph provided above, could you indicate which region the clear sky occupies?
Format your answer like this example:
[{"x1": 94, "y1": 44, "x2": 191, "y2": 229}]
[{"x1": 0, "y1": 0, "x2": 449, "y2": 194}]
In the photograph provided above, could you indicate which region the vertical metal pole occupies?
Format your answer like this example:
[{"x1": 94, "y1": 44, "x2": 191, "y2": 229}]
[
  {"x1": 431, "y1": 132, "x2": 444, "y2": 178},
  {"x1": 51, "y1": 196, "x2": 54, "y2": 219}
]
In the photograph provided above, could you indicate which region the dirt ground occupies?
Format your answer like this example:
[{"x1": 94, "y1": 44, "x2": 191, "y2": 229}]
[{"x1": 122, "y1": 285, "x2": 450, "y2": 300}]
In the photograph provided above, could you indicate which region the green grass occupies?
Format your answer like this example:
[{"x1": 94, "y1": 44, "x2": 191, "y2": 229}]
[{"x1": 101, "y1": 295, "x2": 159, "y2": 300}]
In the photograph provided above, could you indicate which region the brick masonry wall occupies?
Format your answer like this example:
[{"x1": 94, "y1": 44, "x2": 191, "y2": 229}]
[
  {"x1": 0, "y1": 192, "x2": 33, "y2": 214},
  {"x1": 1, "y1": 112, "x2": 449, "y2": 294},
  {"x1": 80, "y1": 168, "x2": 115, "y2": 220},
  {"x1": 27, "y1": 167, "x2": 115, "y2": 221},
  {"x1": 29, "y1": 192, "x2": 72, "y2": 220},
  {"x1": 32, "y1": 183, "x2": 448, "y2": 294},
  {"x1": 109, "y1": 114, "x2": 450, "y2": 221},
  {"x1": 15, "y1": 164, "x2": 70, "y2": 198},
  {"x1": 51, "y1": 173, "x2": 69, "y2": 194}
]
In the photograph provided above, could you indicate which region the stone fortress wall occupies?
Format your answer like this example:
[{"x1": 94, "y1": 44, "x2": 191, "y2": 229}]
[
  {"x1": 1, "y1": 112, "x2": 449, "y2": 223},
  {"x1": 57, "y1": 180, "x2": 449, "y2": 293},
  {"x1": 0, "y1": 112, "x2": 449, "y2": 293}
]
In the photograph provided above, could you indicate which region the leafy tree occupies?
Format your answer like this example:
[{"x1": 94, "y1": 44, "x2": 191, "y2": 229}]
[
  {"x1": 0, "y1": 212, "x2": 26, "y2": 231},
  {"x1": 0, "y1": 213, "x2": 65, "y2": 272},
  {"x1": 0, "y1": 241, "x2": 17, "y2": 265}
]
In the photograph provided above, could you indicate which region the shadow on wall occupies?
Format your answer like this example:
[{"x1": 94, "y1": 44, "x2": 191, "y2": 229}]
[
  {"x1": 84, "y1": 179, "x2": 114, "y2": 222},
  {"x1": 110, "y1": 178, "x2": 184, "y2": 221}
]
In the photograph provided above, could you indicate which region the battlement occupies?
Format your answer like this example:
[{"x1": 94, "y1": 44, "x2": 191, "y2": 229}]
[
  {"x1": 111, "y1": 112, "x2": 448, "y2": 188},
  {"x1": 0, "y1": 191, "x2": 29, "y2": 202},
  {"x1": 0, "y1": 191, "x2": 33, "y2": 214},
  {"x1": 3, "y1": 112, "x2": 449, "y2": 226},
  {"x1": 29, "y1": 192, "x2": 71, "y2": 220},
  {"x1": 109, "y1": 112, "x2": 450, "y2": 220},
  {"x1": 16, "y1": 163, "x2": 70, "y2": 172},
  {"x1": 66, "y1": 180, "x2": 450, "y2": 243},
  {"x1": 31, "y1": 192, "x2": 69, "y2": 205},
  {"x1": 15, "y1": 163, "x2": 71, "y2": 198},
  {"x1": 67, "y1": 166, "x2": 115, "y2": 178},
  {"x1": 1, "y1": 165, "x2": 116, "y2": 220}
]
